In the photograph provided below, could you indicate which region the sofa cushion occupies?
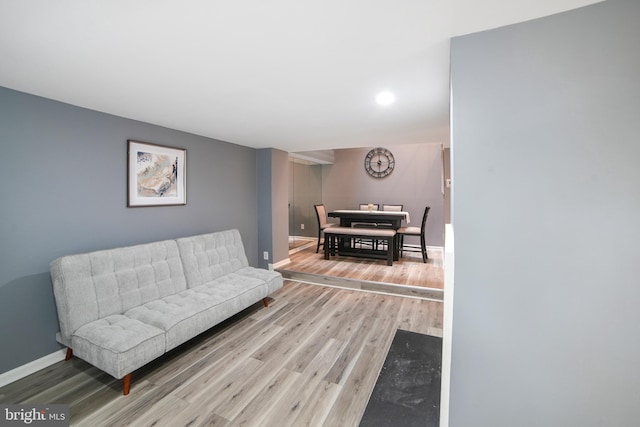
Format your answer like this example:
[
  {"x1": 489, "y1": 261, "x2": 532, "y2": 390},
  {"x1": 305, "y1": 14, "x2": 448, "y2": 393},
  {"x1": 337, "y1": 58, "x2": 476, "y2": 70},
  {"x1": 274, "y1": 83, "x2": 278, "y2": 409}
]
[
  {"x1": 176, "y1": 229, "x2": 249, "y2": 288},
  {"x1": 51, "y1": 239, "x2": 187, "y2": 344},
  {"x1": 168, "y1": 274, "x2": 272, "y2": 351},
  {"x1": 72, "y1": 315, "x2": 165, "y2": 379},
  {"x1": 126, "y1": 273, "x2": 269, "y2": 350},
  {"x1": 124, "y1": 295, "x2": 209, "y2": 332},
  {"x1": 234, "y1": 266, "x2": 284, "y2": 294}
]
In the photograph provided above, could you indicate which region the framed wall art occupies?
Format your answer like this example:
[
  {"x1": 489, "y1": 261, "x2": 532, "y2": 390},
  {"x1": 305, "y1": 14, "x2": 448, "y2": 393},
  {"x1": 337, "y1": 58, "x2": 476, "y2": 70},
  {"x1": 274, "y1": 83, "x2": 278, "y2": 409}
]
[{"x1": 127, "y1": 140, "x2": 187, "y2": 207}]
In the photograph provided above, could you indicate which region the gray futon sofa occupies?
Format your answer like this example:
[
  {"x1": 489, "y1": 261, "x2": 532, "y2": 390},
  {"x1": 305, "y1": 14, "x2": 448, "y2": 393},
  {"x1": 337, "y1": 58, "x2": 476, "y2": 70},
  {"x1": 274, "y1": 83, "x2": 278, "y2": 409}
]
[{"x1": 50, "y1": 229, "x2": 282, "y2": 395}]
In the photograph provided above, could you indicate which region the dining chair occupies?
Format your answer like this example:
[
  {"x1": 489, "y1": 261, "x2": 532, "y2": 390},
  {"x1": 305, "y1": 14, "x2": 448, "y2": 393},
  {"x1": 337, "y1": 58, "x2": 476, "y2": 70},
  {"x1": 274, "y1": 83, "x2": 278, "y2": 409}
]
[
  {"x1": 353, "y1": 203, "x2": 379, "y2": 247},
  {"x1": 377, "y1": 204, "x2": 404, "y2": 229},
  {"x1": 372, "y1": 204, "x2": 405, "y2": 250},
  {"x1": 353, "y1": 203, "x2": 380, "y2": 228},
  {"x1": 314, "y1": 204, "x2": 336, "y2": 253},
  {"x1": 358, "y1": 203, "x2": 380, "y2": 211},
  {"x1": 396, "y1": 206, "x2": 430, "y2": 263}
]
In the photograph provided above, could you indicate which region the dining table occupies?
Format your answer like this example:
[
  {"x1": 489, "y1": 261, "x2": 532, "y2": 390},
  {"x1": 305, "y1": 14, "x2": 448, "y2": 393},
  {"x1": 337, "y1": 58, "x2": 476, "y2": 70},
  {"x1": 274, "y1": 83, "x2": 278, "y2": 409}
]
[
  {"x1": 327, "y1": 209, "x2": 411, "y2": 261},
  {"x1": 327, "y1": 209, "x2": 410, "y2": 228}
]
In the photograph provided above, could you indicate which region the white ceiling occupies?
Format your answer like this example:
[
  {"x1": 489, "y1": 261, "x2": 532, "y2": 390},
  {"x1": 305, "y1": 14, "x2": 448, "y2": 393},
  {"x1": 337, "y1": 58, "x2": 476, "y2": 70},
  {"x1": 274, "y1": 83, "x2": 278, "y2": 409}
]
[{"x1": 0, "y1": 0, "x2": 602, "y2": 153}]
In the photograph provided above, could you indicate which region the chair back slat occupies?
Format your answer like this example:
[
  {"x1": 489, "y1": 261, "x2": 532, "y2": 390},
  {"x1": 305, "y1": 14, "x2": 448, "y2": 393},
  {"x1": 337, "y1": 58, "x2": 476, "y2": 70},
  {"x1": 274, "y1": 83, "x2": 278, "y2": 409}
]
[
  {"x1": 382, "y1": 204, "x2": 403, "y2": 212},
  {"x1": 359, "y1": 203, "x2": 380, "y2": 210}
]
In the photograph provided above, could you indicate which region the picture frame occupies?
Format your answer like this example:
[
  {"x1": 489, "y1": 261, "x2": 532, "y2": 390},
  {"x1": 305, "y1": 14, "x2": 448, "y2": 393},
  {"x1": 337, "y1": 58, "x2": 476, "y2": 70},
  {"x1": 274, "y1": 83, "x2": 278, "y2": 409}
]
[{"x1": 127, "y1": 140, "x2": 187, "y2": 207}]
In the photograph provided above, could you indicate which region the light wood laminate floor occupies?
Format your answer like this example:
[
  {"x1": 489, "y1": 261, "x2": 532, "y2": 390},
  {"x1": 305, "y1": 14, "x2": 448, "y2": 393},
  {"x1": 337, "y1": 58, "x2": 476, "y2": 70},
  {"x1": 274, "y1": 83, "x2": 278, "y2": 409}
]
[
  {"x1": 0, "y1": 281, "x2": 443, "y2": 426},
  {"x1": 280, "y1": 241, "x2": 444, "y2": 290}
]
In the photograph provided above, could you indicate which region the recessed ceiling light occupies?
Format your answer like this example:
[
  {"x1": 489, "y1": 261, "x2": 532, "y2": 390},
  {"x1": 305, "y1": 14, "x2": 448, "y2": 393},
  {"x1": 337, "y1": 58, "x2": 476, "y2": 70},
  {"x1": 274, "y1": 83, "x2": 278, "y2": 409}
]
[{"x1": 376, "y1": 91, "x2": 395, "y2": 106}]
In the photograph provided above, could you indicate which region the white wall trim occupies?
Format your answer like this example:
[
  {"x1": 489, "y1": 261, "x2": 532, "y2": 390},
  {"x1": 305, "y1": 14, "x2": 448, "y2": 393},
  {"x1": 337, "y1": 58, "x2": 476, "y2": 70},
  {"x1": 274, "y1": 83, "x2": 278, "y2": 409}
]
[
  {"x1": 272, "y1": 258, "x2": 291, "y2": 270},
  {"x1": 287, "y1": 238, "x2": 316, "y2": 256},
  {"x1": 0, "y1": 349, "x2": 67, "y2": 388},
  {"x1": 440, "y1": 224, "x2": 455, "y2": 427}
]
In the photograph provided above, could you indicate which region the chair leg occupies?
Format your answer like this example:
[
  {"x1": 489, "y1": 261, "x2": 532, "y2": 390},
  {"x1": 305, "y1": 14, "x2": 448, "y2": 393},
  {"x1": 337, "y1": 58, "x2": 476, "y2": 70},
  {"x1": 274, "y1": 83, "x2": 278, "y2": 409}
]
[
  {"x1": 324, "y1": 235, "x2": 330, "y2": 259},
  {"x1": 420, "y1": 234, "x2": 428, "y2": 263},
  {"x1": 316, "y1": 230, "x2": 321, "y2": 253}
]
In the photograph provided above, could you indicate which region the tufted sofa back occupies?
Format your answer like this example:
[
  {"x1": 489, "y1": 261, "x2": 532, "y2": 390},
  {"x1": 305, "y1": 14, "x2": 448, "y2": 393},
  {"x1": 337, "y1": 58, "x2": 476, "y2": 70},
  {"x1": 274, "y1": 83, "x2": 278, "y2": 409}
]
[
  {"x1": 176, "y1": 229, "x2": 249, "y2": 288},
  {"x1": 51, "y1": 239, "x2": 187, "y2": 344}
]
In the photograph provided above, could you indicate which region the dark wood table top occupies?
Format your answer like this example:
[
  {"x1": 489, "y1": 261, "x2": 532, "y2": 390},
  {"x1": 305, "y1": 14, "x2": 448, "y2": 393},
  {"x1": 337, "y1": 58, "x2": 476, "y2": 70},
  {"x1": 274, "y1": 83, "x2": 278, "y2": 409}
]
[{"x1": 328, "y1": 210, "x2": 410, "y2": 224}]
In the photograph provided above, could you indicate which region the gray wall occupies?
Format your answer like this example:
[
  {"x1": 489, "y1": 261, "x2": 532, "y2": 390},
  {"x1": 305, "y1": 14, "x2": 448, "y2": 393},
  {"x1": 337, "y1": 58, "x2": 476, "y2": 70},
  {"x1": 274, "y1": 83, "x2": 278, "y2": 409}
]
[
  {"x1": 256, "y1": 149, "x2": 273, "y2": 269},
  {"x1": 288, "y1": 160, "x2": 323, "y2": 239},
  {"x1": 450, "y1": 1, "x2": 640, "y2": 425},
  {"x1": 0, "y1": 87, "x2": 259, "y2": 374},
  {"x1": 271, "y1": 149, "x2": 290, "y2": 265},
  {"x1": 256, "y1": 148, "x2": 289, "y2": 267},
  {"x1": 322, "y1": 143, "x2": 444, "y2": 246}
]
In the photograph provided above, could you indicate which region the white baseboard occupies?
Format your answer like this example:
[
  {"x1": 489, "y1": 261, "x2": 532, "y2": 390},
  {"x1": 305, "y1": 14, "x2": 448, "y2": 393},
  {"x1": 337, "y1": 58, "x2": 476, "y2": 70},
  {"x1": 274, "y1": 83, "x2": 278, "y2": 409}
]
[
  {"x1": 288, "y1": 239, "x2": 316, "y2": 255},
  {"x1": 0, "y1": 349, "x2": 67, "y2": 388},
  {"x1": 272, "y1": 258, "x2": 291, "y2": 270}
]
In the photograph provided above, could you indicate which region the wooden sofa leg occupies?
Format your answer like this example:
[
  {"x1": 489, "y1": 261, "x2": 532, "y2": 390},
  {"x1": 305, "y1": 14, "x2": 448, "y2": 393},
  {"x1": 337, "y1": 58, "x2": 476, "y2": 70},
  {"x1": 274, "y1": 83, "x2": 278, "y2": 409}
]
[
  {"x1": 65, "y1": 348, "x2": 73, "y2": 361},
  {"x1": 262, "y1": 297, "x2": 269, "y2": 308},
  {"x1": 123, "y1": 373, "x2": 132, "y2": 395}
]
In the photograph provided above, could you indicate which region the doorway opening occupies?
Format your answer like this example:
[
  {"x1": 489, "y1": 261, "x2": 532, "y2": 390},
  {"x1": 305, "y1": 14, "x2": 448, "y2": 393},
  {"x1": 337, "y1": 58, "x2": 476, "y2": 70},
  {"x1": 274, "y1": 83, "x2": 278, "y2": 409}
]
[{"x1": 281, "y1": 150, "x2": 445, "y2": 300}]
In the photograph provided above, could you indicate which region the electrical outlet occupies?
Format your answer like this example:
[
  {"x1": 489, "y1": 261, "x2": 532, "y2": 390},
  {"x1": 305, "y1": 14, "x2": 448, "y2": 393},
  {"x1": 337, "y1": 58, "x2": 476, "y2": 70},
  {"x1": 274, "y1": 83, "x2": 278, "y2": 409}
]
[
  {"x1": 263, "y1": 251, "x2": 269, "y2": 260},
  {"x1": 301, "y1": 224, "x2": 305, "y2": 230}
]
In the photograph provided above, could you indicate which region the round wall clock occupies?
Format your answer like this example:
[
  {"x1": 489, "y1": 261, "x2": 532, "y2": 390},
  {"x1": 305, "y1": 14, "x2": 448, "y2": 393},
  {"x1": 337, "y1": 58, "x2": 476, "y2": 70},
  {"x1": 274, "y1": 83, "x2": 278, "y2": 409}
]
[{"x1": 364, "y1": 147, "x2": 395, "y2": 178}]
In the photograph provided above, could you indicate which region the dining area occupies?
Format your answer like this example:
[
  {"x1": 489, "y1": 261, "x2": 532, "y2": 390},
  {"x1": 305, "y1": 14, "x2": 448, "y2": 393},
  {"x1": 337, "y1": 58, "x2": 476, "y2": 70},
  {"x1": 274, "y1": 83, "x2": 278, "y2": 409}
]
[
  {"x1": 283, "y1": 144, "x2": 445, "y2": 299},
  {"x1": 280, "y1": 197, "x2": 442, "y2": 300},
  {"x1": 315, "y1": 203, "x2": 431, "y2": 266}
]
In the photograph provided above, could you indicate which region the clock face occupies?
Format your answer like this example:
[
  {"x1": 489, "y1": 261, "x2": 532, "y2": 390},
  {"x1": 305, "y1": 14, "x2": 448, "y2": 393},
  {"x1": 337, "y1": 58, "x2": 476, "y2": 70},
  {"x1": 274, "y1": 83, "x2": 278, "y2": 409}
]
[{"x1": 364, "y1": 147, "x2": 395, "y2": 178}]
